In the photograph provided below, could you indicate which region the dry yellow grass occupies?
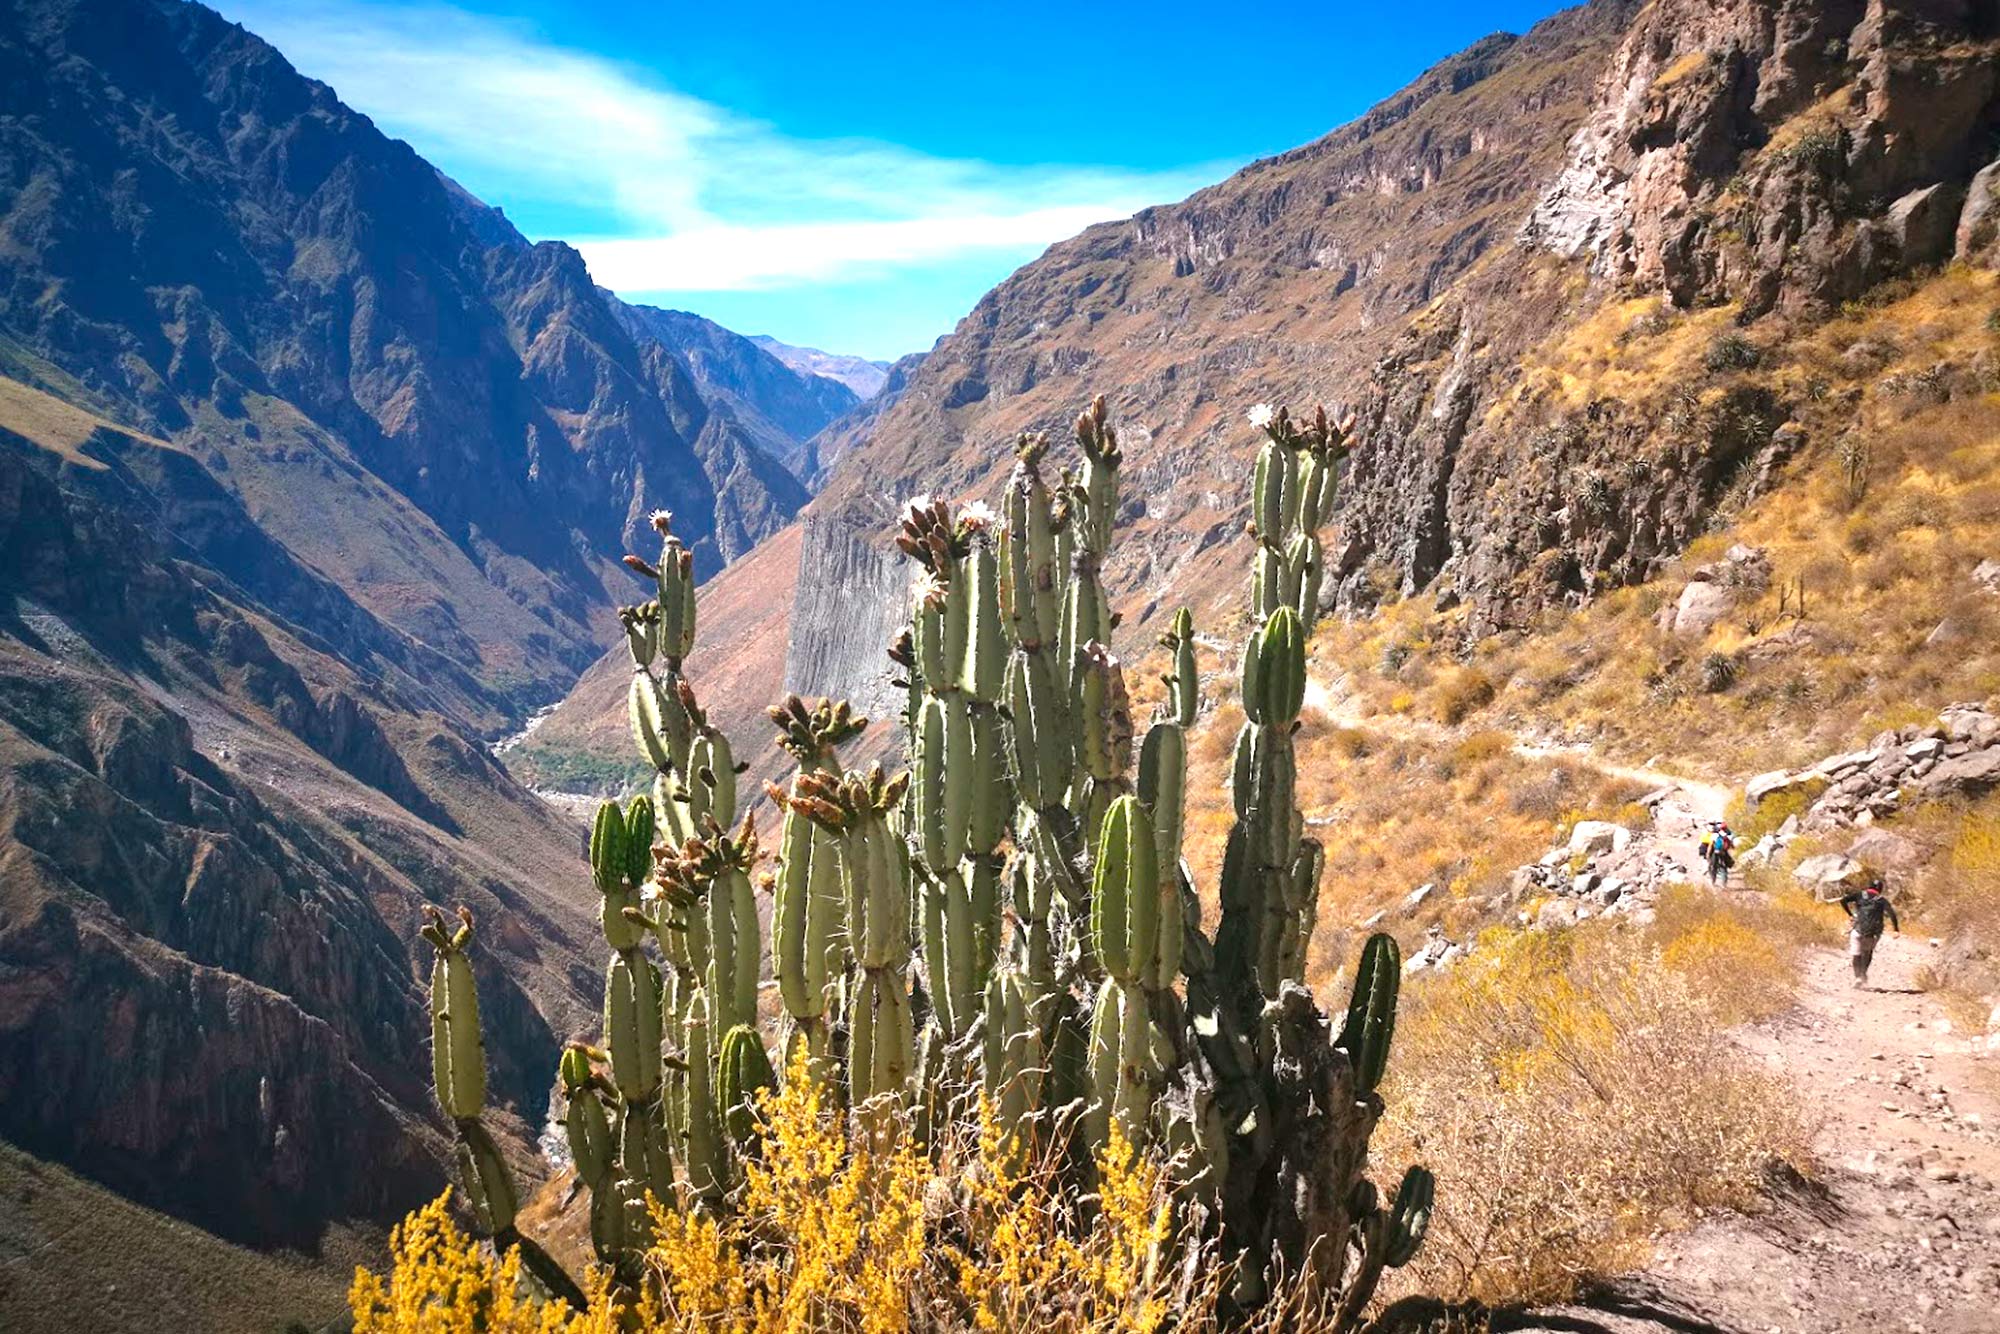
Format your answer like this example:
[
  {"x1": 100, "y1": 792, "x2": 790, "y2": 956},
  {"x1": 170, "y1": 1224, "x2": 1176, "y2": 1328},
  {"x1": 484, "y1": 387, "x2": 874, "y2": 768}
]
[
  {"x1": 1314, "y1": 266, "x2": 2000, "y2": 781},
  {"x1": 1377, "y1": 920, "x2": 1814, "y2": 1308},
  {"x1": 0, "y1": 372, "x2": 178, "y2": 468}
]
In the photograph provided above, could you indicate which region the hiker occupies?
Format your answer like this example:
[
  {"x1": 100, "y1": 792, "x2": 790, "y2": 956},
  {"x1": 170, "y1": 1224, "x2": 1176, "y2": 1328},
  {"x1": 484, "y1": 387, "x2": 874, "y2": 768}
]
[
  {"x1": 1698, "y1": 822, "x2": 1735, "y2": 885},
  {"x1": 1839, "y1": 876, "x2": 1901, "y2": 988}
]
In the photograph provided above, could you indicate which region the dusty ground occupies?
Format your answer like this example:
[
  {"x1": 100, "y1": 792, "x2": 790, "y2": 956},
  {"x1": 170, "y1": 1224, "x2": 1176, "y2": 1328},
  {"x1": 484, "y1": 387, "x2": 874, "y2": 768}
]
[{"x1": 1306, "y1": 673, "x2": 2000, "y2": 1334}]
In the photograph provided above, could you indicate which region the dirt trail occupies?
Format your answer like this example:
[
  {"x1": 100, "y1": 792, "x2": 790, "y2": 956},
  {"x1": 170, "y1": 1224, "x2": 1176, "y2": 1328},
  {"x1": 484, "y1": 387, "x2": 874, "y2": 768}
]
[
  {"x1": 1299, "y1": 670, "x2": 2000, "y2": 1331},
  {"x1": 1524, "y1": 929, "x2": 2000, "y2": 1334}
]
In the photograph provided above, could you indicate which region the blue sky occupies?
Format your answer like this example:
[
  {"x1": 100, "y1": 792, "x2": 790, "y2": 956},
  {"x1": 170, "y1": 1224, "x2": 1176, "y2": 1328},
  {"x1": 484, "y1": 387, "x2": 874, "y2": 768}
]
[{"x1": 218, "y1": 1, "x2": 1567, "y2": 361}]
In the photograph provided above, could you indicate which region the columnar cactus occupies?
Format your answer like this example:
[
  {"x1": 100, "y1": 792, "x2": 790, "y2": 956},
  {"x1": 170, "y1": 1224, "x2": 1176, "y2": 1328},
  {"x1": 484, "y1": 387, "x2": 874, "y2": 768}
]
[
  {"x1": 411, "y1": 395, "x2": 1420, "y2": 1328},
  {"x1": 419, "y1": 907, "x2": 585, "y2": 1309},
  {"x1": 767, "y1": 695, "x2": 866, "y2": 1082}
]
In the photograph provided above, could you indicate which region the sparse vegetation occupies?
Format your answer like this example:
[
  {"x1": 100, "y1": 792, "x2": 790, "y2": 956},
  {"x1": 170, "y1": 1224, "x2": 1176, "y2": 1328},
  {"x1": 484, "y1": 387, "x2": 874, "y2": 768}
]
[{"x1": 1377, "y1": 922, "x2": 1813, "y2": 1308}]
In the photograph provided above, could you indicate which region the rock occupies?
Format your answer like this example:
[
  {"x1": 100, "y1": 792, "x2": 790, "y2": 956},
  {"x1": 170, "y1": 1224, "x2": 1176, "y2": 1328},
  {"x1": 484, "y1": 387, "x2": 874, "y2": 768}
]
[
  {"x1": 1920, "y1": 747, "x2": 2000, "y2": 797},
  {"x1": 1847, "y1": 828, "x2": 1925, "y2": 874},
  {"x1": 1957, "y1": 156, "x2": 2000, "y2": 263},
  {"x1": 1940, "y1": 706, "x2": 1994, "y2": 743},
  {"x1": 1793, "y1": 853, "x2": 1865, "y2": 898},
  {"x1": 1747, "y1": 770, "x2": 1802, "y2": 805},
  {"x1": 1536, "y1": 899, "x2": 1579, "y2": 931},
  {"x1": 1819, "y1": 748, "x2": 1883, "y2": 778},
  {"x1": 1574, "y1": 870, "x2": 1601, "y2": 896},
  {"x1": 1596, "y1": 880, "x2": 1625, "y2": 907},
  {"x1": 1402, "y1": 883, "x2": 1435, "y2": 913},
  {"x1": 1637, "y1": 786, "x2": 1678, "y2": 808},
  {"x1": 1741, "y1": 835, "x2": 1784, "y2": 868},
  {"x1": 1569, "y1": 821, "x2": 1631, "y2": 858},
  {"x1": 1361, "y1": 910, "x2": 1387, "y2": 929},
  {"x1": 1672, "y1": 579, "x2": 1734, "y2": 636},
  {"x1": 1906, "y1": 737, "x2": 1944, "y2": 761},
  {"x1": 1886, "y1": 182, "x2": 1963, "y2": 268},
  {"x1": 1974, "y1": 558, "x2": 2000, "y2": 594}
]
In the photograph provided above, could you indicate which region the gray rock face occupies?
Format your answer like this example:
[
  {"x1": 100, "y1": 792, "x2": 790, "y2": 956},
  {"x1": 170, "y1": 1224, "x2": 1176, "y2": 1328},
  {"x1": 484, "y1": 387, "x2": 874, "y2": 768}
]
[
  {"x1": 1922, "y1": 746, "x2": 2000, "y2": 796},
  {"x1": 1795, "y1": 853, "x2": 1866, "y2": 897},
  {"x1": 1847, "y1": 828, "x2": 1926, "y2": 875},
  {"x1": 1741, "y1": 702, "x2": 2000, "y2": 835},
  {"x1": 1957, "y1": 157, "x2": 2000, "y2": 263},
  {"x1": 782, "y1": 514, "x2": 910, "y2": 726},
  {"x1": 1570, "y1": 820, "x2": 1632, "y2": 857}
]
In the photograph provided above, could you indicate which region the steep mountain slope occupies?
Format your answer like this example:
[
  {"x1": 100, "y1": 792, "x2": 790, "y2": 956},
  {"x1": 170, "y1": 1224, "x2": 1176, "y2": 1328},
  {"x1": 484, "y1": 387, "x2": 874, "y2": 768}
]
[
  {"x1": 0, "y1": 381, "x2": 604, "y2": 1334},
  {"x1": 0, "y1": 0, "x2": 812, "y2": 717},
  {"x1": 0, "y1": 0, "x2": 845, "y2": 1324},
  {"x1": 536, "y1": 0, "x2": 1996, "y2": 777},
  {"x1": 613, "y1": 303, "x2": 860, "y2": 480}
]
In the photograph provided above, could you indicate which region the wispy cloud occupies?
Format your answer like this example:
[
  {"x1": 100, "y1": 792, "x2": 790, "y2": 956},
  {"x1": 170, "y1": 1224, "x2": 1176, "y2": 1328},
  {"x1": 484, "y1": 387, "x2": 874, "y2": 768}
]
[{"x1": 220, "y1": 0, "x2": 1222, "y2": 294}]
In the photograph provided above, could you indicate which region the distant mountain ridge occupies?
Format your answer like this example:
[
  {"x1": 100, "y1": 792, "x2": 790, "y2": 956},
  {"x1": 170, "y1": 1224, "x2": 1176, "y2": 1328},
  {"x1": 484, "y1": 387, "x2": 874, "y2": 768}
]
[
  {"x1": 610, "y1": 303, "x2": 861, "y2": 480},
  {"x1": 750, "y1": 334, "x2": 894, "y2": 400}
]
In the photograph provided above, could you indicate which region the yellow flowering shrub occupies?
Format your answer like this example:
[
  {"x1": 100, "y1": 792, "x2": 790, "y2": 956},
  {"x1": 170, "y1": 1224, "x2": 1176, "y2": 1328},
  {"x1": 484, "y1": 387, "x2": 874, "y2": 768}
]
[{"x1": 352, "y1": 1054, "x2": 1193, "y2": 1334}]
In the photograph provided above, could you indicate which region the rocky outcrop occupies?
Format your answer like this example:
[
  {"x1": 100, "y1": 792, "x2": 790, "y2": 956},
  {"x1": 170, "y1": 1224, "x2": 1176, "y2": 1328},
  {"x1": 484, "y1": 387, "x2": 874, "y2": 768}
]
[
  {"x1": 1524, "y1": 0, "x2": 2000, "y2": 314},
  {"x1": 0, "y1": 403, "x2": 598, "y2": 1256},
  {"x1": 1747, "y1": 702, "x2": 2000, "y2": 840},
  {"x1": 781, "y1": 512, "x2": 910, "y2": 725}
]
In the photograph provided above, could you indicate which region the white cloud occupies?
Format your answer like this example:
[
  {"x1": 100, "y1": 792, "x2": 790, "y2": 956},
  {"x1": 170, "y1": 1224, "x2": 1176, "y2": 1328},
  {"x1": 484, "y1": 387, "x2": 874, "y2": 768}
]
[{"x1": 219, "y1": 0, "x2": 1223, "y2": 292}]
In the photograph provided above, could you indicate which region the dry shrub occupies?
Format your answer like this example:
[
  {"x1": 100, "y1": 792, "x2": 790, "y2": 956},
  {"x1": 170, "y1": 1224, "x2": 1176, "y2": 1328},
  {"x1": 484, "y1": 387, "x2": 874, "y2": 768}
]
[
  {"x1": 1430, "y1": 668, "x2": 1496, "y2": 726},
  {"x1": 1650, "y1": 885, "x2": 1797, "y2": 1022},
  {"x1": 352, "y1": 1064, "x2": 1203, "y2": 1334},
  {"x1": 1452, "y1": 731, "x2": 1513, "y2": 766},
  {"x1": 1377, "y1": 926, "x2": 1814, "y2": 1309}
]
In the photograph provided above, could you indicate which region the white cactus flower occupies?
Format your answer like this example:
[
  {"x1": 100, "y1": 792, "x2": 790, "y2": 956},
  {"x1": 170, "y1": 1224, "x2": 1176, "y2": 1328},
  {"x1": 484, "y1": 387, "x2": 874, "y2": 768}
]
[
  {"x1": 1247, "y1": 403, "x2": 1276, "y2": 428},
  {"x1": 958, "y1": 500, "x2": 997, "y2": 529}
]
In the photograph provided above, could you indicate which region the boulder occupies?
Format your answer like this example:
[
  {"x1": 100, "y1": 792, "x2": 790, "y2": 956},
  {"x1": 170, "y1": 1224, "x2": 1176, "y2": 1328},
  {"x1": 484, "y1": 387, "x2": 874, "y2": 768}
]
[
  {"x1": 1672, "y1": 579, "x2": 1734, "y2": 636},
  {"x1": 1974, "y1": 558, "x2": 2000, "y2": 595},
  {"x1": 1793, "y1": 853, "x2": 1865, "y2": 898},
  {"x1": 1956, "y1": 156, "x2": 2000, "y2": 264},
  {"x1": 1569, "y1": 820, "x2": 1631, "y2": 858},
  {"x1": 1847, "y1": 828, "x2": 1925, "y2": 875},
  {"x1": 1747, "y1": 770, "x2": 1802, "y2": 805},
  {"x1": 1905, "y1": 737, "x2": 1943, "y2": 762},
  {"x1": 1402, "y1": 883, "x2": 1435, "y2": 914},
  {"x1": 1887, "y1": 182, "x2": 1962, "y2": 268},
  {"x1": 1536, "y1": 899, "x2": 1579, "y2": 931},
  {"x1": 1818, "y1": 748, "x2": 1882, "y2": 778},
  {"x1": 1920, "y1": 747, "x2": 2000, "y2": 796}
]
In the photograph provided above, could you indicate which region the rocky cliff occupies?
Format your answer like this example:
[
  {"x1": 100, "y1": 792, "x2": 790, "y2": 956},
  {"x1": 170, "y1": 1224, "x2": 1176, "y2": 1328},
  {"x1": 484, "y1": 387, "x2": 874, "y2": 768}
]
[{"x1": 0, "y1": 0, "x2": 860, "y2": 1322}]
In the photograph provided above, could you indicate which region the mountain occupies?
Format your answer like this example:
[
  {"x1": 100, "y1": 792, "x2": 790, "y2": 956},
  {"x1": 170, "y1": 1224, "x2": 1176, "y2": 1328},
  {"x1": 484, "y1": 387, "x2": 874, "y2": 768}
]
[
  {"x1": 750, "y1": 334, "x2": 894, "y2": 400},
  {"x1": 0, "y1": 0, "x2": 842, "y2": 1326},
  {"x1": 611, "y1": 303, "x2": 860, "y2": 481},
  {"x1": 0, "y1": 0, "x2": 818, "y2": 719},
  {"x1": 0, "y1": 379, "x2": 601, "y2": 1332},
  {"x1": 535, "y1": 0, "x2": 2000, "y2": 795}
]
